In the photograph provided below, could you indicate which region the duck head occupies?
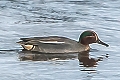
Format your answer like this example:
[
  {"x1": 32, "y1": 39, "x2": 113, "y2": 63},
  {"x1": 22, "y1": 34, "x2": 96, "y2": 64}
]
[{"x1": 79, "y1": 30, "x2": 109, "y2": 47}]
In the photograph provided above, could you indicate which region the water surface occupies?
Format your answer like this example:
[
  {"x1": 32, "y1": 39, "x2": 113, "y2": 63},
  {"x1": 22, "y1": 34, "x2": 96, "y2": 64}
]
[{"x1": 0, "y1": 0, "x2": 120, "y2": 80}]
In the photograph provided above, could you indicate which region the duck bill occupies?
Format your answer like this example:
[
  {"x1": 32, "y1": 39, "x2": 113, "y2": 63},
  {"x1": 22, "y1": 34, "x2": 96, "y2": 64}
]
[{"x1": 97, "y1": 39, "x2": 109, "y2": 47}]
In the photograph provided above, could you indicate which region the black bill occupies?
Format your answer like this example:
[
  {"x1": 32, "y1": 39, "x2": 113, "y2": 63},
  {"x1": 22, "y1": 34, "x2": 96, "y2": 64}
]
[{"x1": 97, "y1": 39, "x2": 109, "y2": 47}]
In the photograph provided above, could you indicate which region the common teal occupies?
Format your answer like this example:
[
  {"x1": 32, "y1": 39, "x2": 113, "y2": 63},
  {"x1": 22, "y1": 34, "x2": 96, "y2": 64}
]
[{"x1": 17, "y1": 30, "x2": 109, "y2": 53}]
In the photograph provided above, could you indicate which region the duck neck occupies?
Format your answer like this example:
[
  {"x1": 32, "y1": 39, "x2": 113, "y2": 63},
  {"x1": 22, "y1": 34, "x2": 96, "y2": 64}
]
[{"x1": 78, "y1": 42, "x2": 90, "y2": 51}]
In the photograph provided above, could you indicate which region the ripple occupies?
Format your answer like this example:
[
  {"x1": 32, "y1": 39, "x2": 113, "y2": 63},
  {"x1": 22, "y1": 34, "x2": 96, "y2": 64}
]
[{"x1": 0, "y1": 0, "x2": 120, "y2": 80}]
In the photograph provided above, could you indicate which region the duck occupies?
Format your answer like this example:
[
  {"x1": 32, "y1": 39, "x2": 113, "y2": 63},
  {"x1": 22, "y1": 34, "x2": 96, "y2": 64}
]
[{"x1": 17, "y1": 30, "x2": 109, "y2": 53}]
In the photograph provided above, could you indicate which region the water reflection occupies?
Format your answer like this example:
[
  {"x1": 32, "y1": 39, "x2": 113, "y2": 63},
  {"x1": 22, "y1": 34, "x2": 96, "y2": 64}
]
[
  {"x1": 79, "y1": 51, "x2": 99, "y2": 67},
  {"x1": 18, "y1": 50, "x2": 108, "y2": 67},
  {"x1": 18, "y1": 50, "x2": 77, "y2": 61}
]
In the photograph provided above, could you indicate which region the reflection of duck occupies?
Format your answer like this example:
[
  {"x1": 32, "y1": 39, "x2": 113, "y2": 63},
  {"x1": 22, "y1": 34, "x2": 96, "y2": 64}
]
[
  {"x1": 79, "y1": 51, "x2": 109, "y2": 67},
  {"x1": 18, "y1": 51, "x2": 78, "y2": 61},
  {"x1": 17, "y1": 30, "x2": 109, "y2": 53},
  {"x1": 78, "y1": 51, "x2": 98, "y2": 67},
  {"x1": 18, "y1": 51, "x2": 108, "y2": 67}
]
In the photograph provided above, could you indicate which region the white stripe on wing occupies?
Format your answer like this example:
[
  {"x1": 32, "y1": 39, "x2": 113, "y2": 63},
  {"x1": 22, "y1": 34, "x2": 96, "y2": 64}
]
[{"x1": 39, "y1": 41, "x2": 65, "y2": 44}]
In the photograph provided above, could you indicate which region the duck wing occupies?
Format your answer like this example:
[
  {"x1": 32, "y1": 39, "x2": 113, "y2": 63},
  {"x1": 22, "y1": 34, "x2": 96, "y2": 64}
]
[{"x1": 18, "y1": 36, "x2": 77, "y2": 45}]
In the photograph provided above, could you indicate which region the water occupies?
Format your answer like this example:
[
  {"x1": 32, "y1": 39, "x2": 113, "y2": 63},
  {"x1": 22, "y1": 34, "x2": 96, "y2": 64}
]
[{"x1": 0, "y1": 0, "x2": 120, "y2": 80}]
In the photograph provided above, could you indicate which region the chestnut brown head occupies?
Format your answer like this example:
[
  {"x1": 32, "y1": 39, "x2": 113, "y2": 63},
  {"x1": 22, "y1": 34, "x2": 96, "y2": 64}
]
[{"x1": 79, "y1": 30, "x2": 109, "y2": 47}]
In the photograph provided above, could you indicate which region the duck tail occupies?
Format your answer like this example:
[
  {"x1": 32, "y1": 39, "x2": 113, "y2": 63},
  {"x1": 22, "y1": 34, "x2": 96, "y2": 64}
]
[{"x1": 16, "y1": 41, "x2": 26, "y2": 45}]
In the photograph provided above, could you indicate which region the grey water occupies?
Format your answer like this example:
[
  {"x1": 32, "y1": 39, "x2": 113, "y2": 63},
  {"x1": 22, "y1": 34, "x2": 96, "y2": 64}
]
[{"x1": 0, "y1": 0, "x2": 120, "y2": 80}]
